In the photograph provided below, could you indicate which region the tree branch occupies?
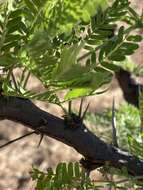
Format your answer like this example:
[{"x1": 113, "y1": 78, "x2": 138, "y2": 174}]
[
  {"x1": 115, "y1": 68, "x2": 139, "y2": 107},
  {"x1": 0, "y1": 96, "x2": 143, "y2": 176}
]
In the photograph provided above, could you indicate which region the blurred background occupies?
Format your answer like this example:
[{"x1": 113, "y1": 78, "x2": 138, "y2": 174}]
[{"x1": 0, "y1": 0, "x2": 143, "y2": 189}]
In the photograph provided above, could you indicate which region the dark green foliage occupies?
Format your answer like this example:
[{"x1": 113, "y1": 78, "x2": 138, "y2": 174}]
[
  {"x1": 31, "y1": 162, "x2": 143, "y2": 190},
  {"x1": 0, "y1": 0, "x2": 143, "y2": 189},
  {"x1": 31, "y1": 162, "x2": 97, "y2": 190},
  {"x1": 0, "y1": 0, "x2": 143, "y2": 103}
]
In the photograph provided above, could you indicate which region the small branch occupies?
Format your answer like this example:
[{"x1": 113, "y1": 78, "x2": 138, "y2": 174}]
[
  {"x1": 0, "y1": 131, "x2": 35, "y2": 149},
  {"x1": 0, "y1": 96, "x2": 143, "y2": 176}
]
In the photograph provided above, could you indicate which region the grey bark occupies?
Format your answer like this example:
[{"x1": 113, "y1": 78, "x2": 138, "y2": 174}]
[{"x1": 0, "y1": 96, "x2": 143, "y2": 176}]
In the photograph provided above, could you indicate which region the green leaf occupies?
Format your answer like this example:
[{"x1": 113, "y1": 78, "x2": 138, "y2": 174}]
[
  {"x1": 84, "y1": 45, "x2": 94, "y2": 51},
  {"x1": 128, "y1": 7, "x2": 139, "y2": 20},
  {"x1": 98, "y1": 47, "x2": 105, "y2": 62},
  {"x1": 64, "y1": 68, "x2": 112, "y2": 100},
  {"x1": 68, "y1": 162, "x2": 74, "y2": 177},
  {"x1": 121, "y1": 42, "x2": 139, "y2": 51},
  {"x1": 91, "y1": 68, "x2": 112, "y2": 89},
  {"x1": 117, "y1": 26, "x2": 124, "y2": 43},
  {"x1": 52, "y1": 65, "x2": 91, "y2": 88},
  {"x1": 9, "y1": 9, "x2": 22, "y2": 18},
  {"x1": 5, "y1": 34, "x2": 21, "y2": 43},
  {"x1": 74, "y1": 162, "x2": 80, "y2": 178},
  {"x1": 0, "y1": 54, "x2": 16, "y2": 67},
  {"x1": 109, "y1": 54, "x2": 126, "y2": 61},
  {"x1": 45, "y1": 0, "x2": 107, "y2": 36},
  {"x1": 87, "y1": 39, "x2": 97, "y2": 45},
  {"x1": 56, "y1": 163, "x2": 63, "y2": 177},
  {"x1": 64, "y1": 87, "x2": 92, "y2": 100},
  {"x1": 93, "y1": 29, "x2": 113, "y2": 38},
  {"x1": 91, "y1": 52, "x2": 96, "y2": 65},
  {"x1": 127, "y1": 35, "x2": 142, "y2": 42},
  {"x1": 62, "y1": 163, "x2": 70, "y2": 184},
  {"x1": 3, "y1": 82, "x2": 60, "y2": 104},
  {"x1": 7, "y1": 16, "x2": 22, "y2": 29},
  {"x1": 101, "y1": 61, "x2": 120, "y2": 71},
  {"x1": 2, "y1": 41, "x2": 19, "y2": 51},
  {"x1": 28, "y1": 31, "x2": 53, "y2": 58},
  {"x1": 54, "y1": 42, "x2": 84, "y2": 79},
  {"x1": 24, "y1": 0, "x2": 38, "y2": 15}
]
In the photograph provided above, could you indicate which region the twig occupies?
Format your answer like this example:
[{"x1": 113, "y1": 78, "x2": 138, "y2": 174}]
[
  {"x1": 111, "y1": 97, "x2": 118, "y2": 147},
  {"x1": 0, "y1": 131, "x2": 35, "y2": 149}
]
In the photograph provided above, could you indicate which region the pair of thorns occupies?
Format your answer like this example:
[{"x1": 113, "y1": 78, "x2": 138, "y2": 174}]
[
  {"x1": 0, "y1": 99, "x2": 90, "y2": 149},
  {"x1": 0, "y1": 98, "x2": 118, "y2": 149}
]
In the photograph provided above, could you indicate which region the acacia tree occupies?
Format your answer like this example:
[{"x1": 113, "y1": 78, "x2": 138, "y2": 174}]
[{"x1": 0, "y1": 0, "x2": 143, "y2": 189}]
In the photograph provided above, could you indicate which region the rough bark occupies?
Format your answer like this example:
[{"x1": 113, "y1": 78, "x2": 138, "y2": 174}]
[{"x1": 0, "y1": 95, "x2": 143, "y2": 176}]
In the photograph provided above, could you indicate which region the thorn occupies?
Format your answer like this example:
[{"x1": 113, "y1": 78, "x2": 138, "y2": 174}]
[
  {"x1": 79, "y1": 98, "x2": 84, "y2": 118},
  {"x1": 60, "y1": 105, "x2": 68, "y2": 115},
  {"x1": 68, "y1": 101, "x2": 72, "y2": 115},
  {"x1": 139, "y1": 84, "x2": 143, "y2": 96},
  {"x1": 112, "y1": 97, "x2": 118, "y2": 147},
  {"x1": 37, "y1": 134, "x2": 44, "y2": 148},
  {"x1": 0, "y1": 131, "x2": 35, "y2": 149},
  {"x1": 11, "y1": 72, "x2": 18, "y2": 91},
  {"x1": 85, "y1": 169, "x2": 91, "y2": 178},
  {"x1": 81, "y1": 103, "x2": 90, "y2": 121}
]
